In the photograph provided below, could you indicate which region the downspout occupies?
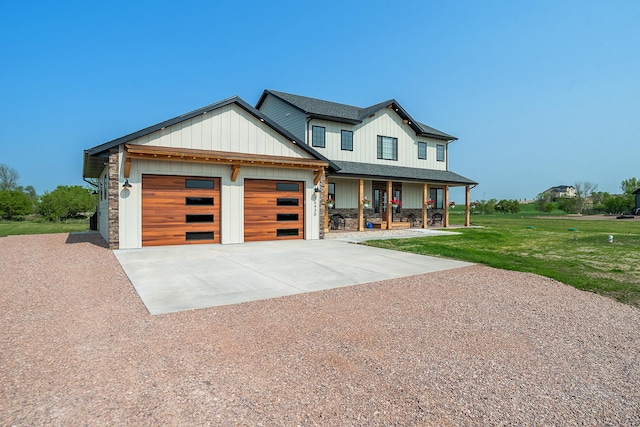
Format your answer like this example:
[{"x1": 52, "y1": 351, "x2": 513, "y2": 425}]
[{"x1": 305, "y1": 116, "x2": 313, "y2": 145}]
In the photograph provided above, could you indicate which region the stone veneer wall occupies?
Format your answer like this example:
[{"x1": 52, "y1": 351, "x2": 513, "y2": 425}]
[
  {"x1": 318, "y1": 175, "x2": 326, "y2": 239},
  {"x1": 327, "y1": 207, "x2": 445, "y2": 229},
  {"x1": 107, "y1": 147, "x2": 120, "y2": 249}
]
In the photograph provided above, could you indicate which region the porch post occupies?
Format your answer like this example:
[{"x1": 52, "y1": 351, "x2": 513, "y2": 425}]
[
  {"x1": 422, "y1": 183, "x2": 428, "y2": 228},
  {"x1": 358, "y1": 179, "x2": 364, "y2": 231},
  {"x1": 465, "y1": 185, "x2": 471, "y2": 226},
  {"x1": 444, "y1": 185, "x2": 450, "y2": 227},
  {"x1": 386, "y1": 180, "x2": 393, "y2": 230}
]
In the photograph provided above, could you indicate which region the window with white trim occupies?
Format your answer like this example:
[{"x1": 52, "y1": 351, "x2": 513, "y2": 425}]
[{"x1": 437, "y1": 144, "x2": 445, "y2": 162}]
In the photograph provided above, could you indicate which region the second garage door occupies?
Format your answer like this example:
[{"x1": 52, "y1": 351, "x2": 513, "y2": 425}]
[{"x1": 244, "y1": 179, "x2": 304, "y2": 242}]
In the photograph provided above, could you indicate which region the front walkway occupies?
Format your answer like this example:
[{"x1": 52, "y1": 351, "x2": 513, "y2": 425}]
[{"x1": 114, "y1": 238, "x2": 472, "y2": 315}]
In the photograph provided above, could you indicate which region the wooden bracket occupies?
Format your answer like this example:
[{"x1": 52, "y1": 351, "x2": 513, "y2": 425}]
[
  {"x1": 313, "y1": 169, "x2": 324, "y2": 185},
  {"x1": 231, "y1": 164, "x2": 241, "y2": 182}
]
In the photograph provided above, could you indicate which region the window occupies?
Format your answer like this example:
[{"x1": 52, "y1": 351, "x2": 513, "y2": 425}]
[
  {"x1": 437, "y1": 144, "x2": 445, "y2": 162},
  {"x1": 377, "y1": 136, "x2": 398, "y2": 160},
  {"x1": 277, "y1": 198, "x2": 299, "y2": 206},
  {"x1": 341, "y1": 130, "x2": 353, "y2": 151},
  {"x1": 418, "y1": 142, "x2": 427, "y2": 160},
  {"x1": 277, "y1": 229, "x2": 299, "y2": 237},
  {"x1": 429, "y1": 188, "x2": 444, "y2": 209},
  {"x1": 186, "y1": 214, "x2": 214, "y2": 223},
  {"x1": 276, "y1": 182, "x2": 299, "y2": 191},
  {"x1": 186, "y1": 197, "x2": 214, "y2": 206},
  {"x1": 328, "y1": 182, "x2": 335, "y2": 206},
  {"x1": 277, "y1": 213, "x2": 299, "y2": 221},
  {"x1": 312, "y1": 125, "x2": 325, "y2": 148},
  {"x1": 185, "y1": 231, "x2": 214, "y2": 241},
  {"x1": 185, "y1": 179, "x2": 214, "y2": 189}
]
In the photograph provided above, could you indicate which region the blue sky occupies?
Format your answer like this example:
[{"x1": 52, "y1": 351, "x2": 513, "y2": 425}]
[{"x1": 1, "y1": 0, "x2": 638, "y2": 202}]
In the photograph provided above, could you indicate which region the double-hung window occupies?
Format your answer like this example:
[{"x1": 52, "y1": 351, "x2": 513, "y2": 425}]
[
  {"x1": 418, "y1": 142, "x2": 427, "y2": 160},
  {"x1": 377, "y1": 136, "x2": 398, "y2": 161},
  {"x1": 312, "y1": 126, "x2": 326, "y2": 148},
  {"x1": 341, "y1": 130, "x2": 353, "y2": 151},
  {"x1": 437, "y1": 144, "x2": 445, "y2": 162}
]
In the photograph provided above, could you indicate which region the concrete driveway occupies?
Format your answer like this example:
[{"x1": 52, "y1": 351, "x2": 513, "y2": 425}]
[{"x1": 114, "y1": 239, "x2": 473, "y2": 314}]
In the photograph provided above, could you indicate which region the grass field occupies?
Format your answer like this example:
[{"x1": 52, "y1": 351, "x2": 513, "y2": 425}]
[
  {"x1": 0, "y1": 220, "x2": 90, "y2": 237},
  {"x1": 366, "y1": 211, "x2": 640, "y2": 307}
]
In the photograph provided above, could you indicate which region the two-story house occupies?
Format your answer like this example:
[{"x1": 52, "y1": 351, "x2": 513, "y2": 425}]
[
  {"x1": 82, "y1": 90, "x2": 476, "y2": 249},
  {"x1": 256, "y1": 90, "x2": 477, "y2": 231}
]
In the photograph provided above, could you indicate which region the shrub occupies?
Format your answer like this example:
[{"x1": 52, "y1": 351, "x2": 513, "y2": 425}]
[
  {"x1": 0, "y1": 190, "x2": 34, "y2": 219},
  {"x1": 38, "y1": 185, "x2": 96, "y2": 221}
]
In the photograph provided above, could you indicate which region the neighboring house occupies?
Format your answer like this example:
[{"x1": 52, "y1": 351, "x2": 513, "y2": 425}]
[
  {"x1": 256, "y1": 90, "x2": 477, "y2": 230},
  {"x1": 634, "y1": 188, "x2": 640, "y2": 214},
  {"x1": 544, "y1": 185, "x2": 576, "y2": 201},
  {"x1": 82, "y1": 91, "x2": 477, "y2": 249}
]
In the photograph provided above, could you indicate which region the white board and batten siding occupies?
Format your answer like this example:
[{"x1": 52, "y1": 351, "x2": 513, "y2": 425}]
[
  {"x1": 114, "y1": 103, "x2": 321, "y2": 249},
  {"x1": 309, "y1": 109, "x2": 448, "y2": 170}
]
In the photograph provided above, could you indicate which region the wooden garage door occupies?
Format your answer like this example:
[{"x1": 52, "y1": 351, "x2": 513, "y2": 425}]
[
  {"x1": 142, "y1": 175, "x2": 220, "y2": 246},
  {"x1": 244, "y1": 179, "x2": 304, "y2": 242}
]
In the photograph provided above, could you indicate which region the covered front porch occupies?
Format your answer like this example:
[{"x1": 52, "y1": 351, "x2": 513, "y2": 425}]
[{"x1": 323, "y1": 177, "x2": 474, "y2": 233}]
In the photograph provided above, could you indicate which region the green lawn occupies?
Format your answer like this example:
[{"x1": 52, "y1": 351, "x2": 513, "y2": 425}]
[
  {"x1": 366, "y1": 213, "x2": 640, "y2": 307},
  {"x1": 0, "y1": 220, "x2": 90, "y2": 237}
]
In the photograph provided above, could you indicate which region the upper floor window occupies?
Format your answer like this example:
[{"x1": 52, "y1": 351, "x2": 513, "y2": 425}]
[
  {"x1": 377, "y1": 136, "x2": 398, "y2": 161},
  {"x1": 418, "y1": 142, "x2": 427, "y2": 160},
  {"x1": 312, "y1": 126, "x2": 325, "y2": 148},
  {"x1": 341, "y1": 130, "x2": 353, "y2": 151},
  {"x1": 437, "y1": 144, "x2": 445, "y2": 162}
]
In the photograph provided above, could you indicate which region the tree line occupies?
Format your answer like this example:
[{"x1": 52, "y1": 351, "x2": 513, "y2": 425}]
[{"x1": 0, "y1": 164, "x2": 97, "y2": 221}]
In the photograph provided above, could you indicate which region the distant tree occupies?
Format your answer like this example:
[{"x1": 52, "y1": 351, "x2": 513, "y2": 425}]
[
  {"x1": 0, "y1": 164, "x2": 19, "y2": 191},
  {"x1": 38, "y1": 185, "x2": 96, "y2": 221},
  {"x1": 574, "y1": 181, "x2": 598, "y2": 214},
  {"x1": 557, "y1": 197, "x2": 578, "y2": 214},
  {"x1": 535, "y1": 192, "x2": 554, "y2": 212},
  {"x1": 496, "y1": 199, "x2": 521, "y2": 214},
  {"x1": 620, "y1": 177, "x2": 639, "y2": 195},
  {"x1": 476, "y1": 199, "x2": 497, "y2": 214},
  {"x1": 603, "y1": 194, "x2": 632, "y2": 214},
  {"x1": 0, "y1": 190, "x2": 34, "y2": 219}
]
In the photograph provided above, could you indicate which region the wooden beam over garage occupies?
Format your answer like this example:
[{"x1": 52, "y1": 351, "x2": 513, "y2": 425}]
[{"x1": 124, "y1": 144, "x2": 329, "y2": 173}]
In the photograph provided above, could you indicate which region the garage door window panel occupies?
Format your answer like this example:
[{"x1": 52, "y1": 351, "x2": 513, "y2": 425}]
[{"x1": 186, "y1": 214, "x2": 214, "y2": 223}]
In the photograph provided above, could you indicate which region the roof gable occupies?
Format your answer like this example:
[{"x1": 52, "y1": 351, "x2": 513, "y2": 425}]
[
  {"x1": 83, "y1": 96, "x2": 339, "y2": 178},
  {"x1": 256, "y1": 90, "x2": 456, "y2": 141}
]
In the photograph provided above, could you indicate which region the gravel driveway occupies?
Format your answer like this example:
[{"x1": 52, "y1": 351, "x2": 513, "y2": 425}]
[{"x1": 2, "y1": 233, "x2": 639, "y2": 426}]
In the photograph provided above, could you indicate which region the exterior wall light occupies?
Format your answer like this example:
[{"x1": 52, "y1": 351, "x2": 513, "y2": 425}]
[{"x1": 122, "y1": 179, "x2": 132, "y2": 189}]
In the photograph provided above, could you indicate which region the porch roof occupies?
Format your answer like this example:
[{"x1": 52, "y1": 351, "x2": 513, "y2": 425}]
[{"x1": 330, "y1": 161, "x2": 477, "y2": 186}]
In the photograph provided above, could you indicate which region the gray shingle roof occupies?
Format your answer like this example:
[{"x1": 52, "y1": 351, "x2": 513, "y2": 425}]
[
  {"x1": 257, "y1": 90, "x2": 456, "y2": 141},
  {"x1": 331, "y1": 161, "x2": 477, "y2": 186}
]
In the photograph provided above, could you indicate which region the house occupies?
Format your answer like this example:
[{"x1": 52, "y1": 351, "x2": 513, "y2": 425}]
[
  {"x1": 543, "y1": 185, "x2": 576, "y2": 201},
  {"x1": 633, "y1": 188, "x2": 640, "y2": 214},
  {"x1": 256, "y1": 90, "x2": 476, "y2": 230},
  {"x1": 82, "y1": 91, "x2": 477, "y2": 249}
]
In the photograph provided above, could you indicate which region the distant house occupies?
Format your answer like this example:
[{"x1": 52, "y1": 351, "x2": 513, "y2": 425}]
[
  {"x1": 633, "y1": 188, "x2": 640, "y2": 214},
  {"x1": 544, "y1": 185, "x2": 576, "y2": 201}
]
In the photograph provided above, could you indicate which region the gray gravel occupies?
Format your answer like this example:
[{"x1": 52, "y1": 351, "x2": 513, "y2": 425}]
[{"x1": 1, "y1": 232, "x2": 639, "y2": 426}]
